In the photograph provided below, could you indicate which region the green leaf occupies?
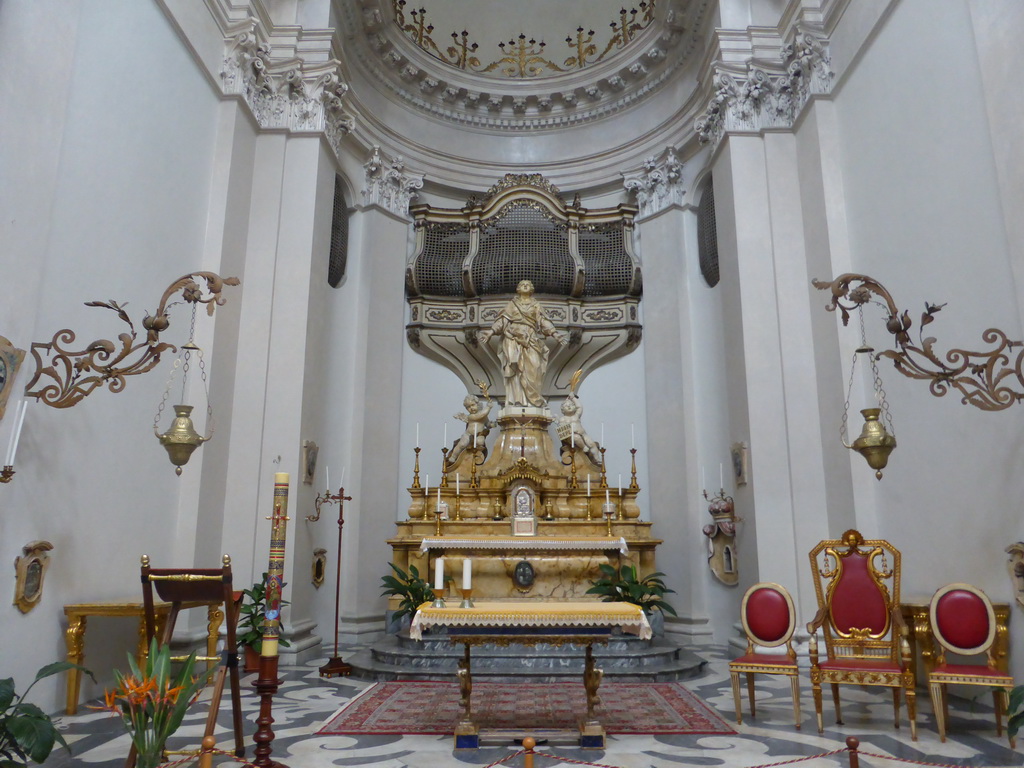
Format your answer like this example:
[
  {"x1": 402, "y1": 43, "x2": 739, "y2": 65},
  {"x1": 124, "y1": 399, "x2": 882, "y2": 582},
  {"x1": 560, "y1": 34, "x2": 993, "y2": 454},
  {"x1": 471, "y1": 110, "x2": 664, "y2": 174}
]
[
  {"x1": 0, "y1": 679, "x2": 14, "y2": 713},
  {"x1": 7, "y1": 706, "x2": 58, "y2": 764}
]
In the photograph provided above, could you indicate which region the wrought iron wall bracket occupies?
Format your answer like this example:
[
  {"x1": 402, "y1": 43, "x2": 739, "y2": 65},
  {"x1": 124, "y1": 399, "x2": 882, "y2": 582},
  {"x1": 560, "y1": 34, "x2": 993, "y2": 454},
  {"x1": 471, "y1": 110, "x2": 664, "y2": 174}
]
[
  {"x1": 813, "y1": 273, "x2": 1024, "y2": 412},
  {"x1": 25, "y1": 272, "x2": 240, "y2": 409}
]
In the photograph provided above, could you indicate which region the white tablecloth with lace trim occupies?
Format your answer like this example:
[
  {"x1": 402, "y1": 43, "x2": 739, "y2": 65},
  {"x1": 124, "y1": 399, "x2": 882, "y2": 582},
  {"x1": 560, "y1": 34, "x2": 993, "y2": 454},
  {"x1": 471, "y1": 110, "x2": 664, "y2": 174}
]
[
  {"x1": 417, "y1": 536, "x2": 628, "y2": 555},
  {"x1": 409, "y1": 600, "x2": 651, "y2": 640}
]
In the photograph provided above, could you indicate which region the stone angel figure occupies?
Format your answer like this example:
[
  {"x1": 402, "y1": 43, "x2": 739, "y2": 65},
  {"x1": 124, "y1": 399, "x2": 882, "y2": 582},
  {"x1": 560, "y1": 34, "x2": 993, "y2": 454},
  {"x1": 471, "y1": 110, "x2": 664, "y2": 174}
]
[
  {"x1": 556, "y1": 392, "x2": 602, "y2": 466},
  {"x1": 447, "y1": 392, "x2": 496, "y2": 467}
]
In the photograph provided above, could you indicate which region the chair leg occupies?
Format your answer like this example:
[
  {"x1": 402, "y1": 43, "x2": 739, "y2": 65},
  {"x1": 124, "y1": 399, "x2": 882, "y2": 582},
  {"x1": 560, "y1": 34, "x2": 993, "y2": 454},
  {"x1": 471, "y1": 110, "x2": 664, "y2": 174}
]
[
  {"x1": 730, "y1": 669, "x2": 742, "y2": 725},
  {"x1": 746, "y1": 673, "x2": 757, "y2": 719},
  {"x1": 789, "y1": 674, "x2": 802, "y2": 730},
  {"x1": 229, "y1": 660, "x2": 245, "y2": 757},
  {"x1": 891, "y1": 687, "x2": 901, "y2": 728},
  {"x1": 811, "y1": 679, "x2": 824, "y2": 734},
  {"x1": 930, "y1": 682, "x2": 946, "y2": 743},
  {"x1": 994, "y1": 687, "x2": 1005, "y2": 737},
  {"x1": 905, "y1": 686, "x2": 917, "y2": 741},
  {"x1": 831, "y1": 683, "x2": 842, "y2": 725}
]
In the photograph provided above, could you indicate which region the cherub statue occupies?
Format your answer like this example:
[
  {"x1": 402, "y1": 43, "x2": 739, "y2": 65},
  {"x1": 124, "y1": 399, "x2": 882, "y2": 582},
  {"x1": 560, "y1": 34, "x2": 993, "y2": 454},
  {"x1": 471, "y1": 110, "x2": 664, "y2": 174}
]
[
  {"x1": 556, "y1": 393, "x2": 602, "y2": 466},
  {"x1": 447, "y1": 394, "x2": 495, "y2": 467}
]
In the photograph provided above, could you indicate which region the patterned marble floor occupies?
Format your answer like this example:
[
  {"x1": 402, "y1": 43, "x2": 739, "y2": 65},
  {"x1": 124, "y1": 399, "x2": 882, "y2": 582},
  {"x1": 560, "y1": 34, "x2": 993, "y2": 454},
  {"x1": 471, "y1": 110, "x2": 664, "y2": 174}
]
[{"x1": 42, "y1": 647, "x2": 1023, "y2": 768}]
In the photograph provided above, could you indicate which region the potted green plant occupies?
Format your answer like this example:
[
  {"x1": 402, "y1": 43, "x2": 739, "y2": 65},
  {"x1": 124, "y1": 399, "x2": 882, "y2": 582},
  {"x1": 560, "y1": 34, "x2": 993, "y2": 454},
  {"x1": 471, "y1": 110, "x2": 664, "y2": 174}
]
[
  {"x1": 100, "y1": 638, "x2": 213, "y2": 768},
  {"x1": 1008, "y1": 684, "x2": 1024, "y2": 740},
  {"x1": 380, "y1": 563, "x2": 434, "y2": 634},
  {"x1": 1, "y1": 661, "x2": 93, "y2": 766},
  {"x1": 586, "y1": 563, "x2": 677, "y2": 635},
  {"x1": 237, "y1": 573, "x2": 290, "y2": 672}
]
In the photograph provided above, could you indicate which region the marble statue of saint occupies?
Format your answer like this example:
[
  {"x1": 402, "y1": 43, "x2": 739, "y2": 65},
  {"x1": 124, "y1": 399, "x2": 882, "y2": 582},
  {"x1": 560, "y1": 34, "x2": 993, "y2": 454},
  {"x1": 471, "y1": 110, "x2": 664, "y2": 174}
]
[
  {"x1": 447, "y1": 394, "x2": 495, "y2": 467},
  {"x1": 556, "y1": 393, "x2": 602, "y2": 466},
  {"x1": 478, "y1": 279, "x2": 568, "y2": 407}
]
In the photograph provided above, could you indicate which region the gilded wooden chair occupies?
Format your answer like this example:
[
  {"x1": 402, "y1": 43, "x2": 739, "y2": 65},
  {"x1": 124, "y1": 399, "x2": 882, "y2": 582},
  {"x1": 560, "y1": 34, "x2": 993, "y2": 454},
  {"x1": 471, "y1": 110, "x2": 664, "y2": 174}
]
[
  {"x1": 928, "y1": 583, "x2": 1015, "y2": 747},
  {"x1": 806, "y1": 529, "x2": 916, "y2": 739},
  {"x1": 729, "y1": 582, "x2": 801, "y2": 728}
]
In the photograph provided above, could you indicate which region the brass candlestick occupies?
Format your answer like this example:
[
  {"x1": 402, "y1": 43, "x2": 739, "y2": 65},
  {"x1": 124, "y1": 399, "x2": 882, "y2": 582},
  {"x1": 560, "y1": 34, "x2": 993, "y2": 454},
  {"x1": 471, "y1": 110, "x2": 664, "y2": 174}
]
[
  {"x1": 469, "y1": 446, "x2": 483, "y2": 489},
  {"x1": 440, "y1": 447, "x2": 449, "y2": 486},
  {"x1": 412, "y1": 446, "x2": 421, "y2": 489},
  {"x1": 434, "y1": 501, "x2": 445, "y2": 536},
  {"x1": 603, "y1": 502, "x2": 616, "y2": 536},
  {"x1": 454, "y1": 494, "x2": 462, "y2": 521},
  {"x1": 599, "y1": 446, "x2": 608, "y2": 488},
  {"x1": 562, "y1": 448, "x2": 579, "y2": 489},
  {"x1": 629, "y1": 448, "x2": 639, "y2": 490},
  {"x1": 459, "y1": 588, "x2": 475, "y2": 609},
  {"x1": 432, "y1": 587, "x2": 446, "y2": 608}
]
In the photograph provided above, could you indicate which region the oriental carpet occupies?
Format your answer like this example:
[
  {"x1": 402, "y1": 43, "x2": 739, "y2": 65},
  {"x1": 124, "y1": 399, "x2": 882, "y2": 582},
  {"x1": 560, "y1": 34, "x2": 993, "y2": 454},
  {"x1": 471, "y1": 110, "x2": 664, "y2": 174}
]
[{"x1": 317, "y1": 681, "x2": 735, "y2": 735}]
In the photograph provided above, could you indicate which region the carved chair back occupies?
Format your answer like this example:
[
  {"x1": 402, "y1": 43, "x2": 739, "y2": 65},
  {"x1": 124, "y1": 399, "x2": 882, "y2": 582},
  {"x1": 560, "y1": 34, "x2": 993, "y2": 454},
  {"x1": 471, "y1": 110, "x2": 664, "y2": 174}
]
[
  {"x1": 740, "y1": 582, "x2": 796, "y2": 657},
  {"x1": 930, "y1": 583, "x2": 998, "y2": 666},
  {"x1": 808, "y1": 529, "x2": 901, "y2": 663}
]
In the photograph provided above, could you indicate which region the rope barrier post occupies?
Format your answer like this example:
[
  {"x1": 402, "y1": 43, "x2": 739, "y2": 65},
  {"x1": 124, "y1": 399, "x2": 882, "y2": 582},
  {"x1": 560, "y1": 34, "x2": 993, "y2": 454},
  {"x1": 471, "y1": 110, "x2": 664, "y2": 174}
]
[
  {"x1": 522, "y1": 737, "x2": 535, "y2": 768},
  {"x1": 846, "y1": 736, "x2": 860, "y2": 768}
]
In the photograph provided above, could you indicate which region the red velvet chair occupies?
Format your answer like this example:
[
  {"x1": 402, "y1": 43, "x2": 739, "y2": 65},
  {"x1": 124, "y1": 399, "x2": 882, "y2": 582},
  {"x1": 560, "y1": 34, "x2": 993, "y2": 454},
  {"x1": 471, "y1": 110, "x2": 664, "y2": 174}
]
[
  {"x1": 807, "y1": 529, "x2": 916, "y2": 739},
  {"x1": 928, "y1": 583, "x2": 1015, "y2": 747},
  {"x1": 729, "y1": 583, "x2": 801, "y2": 728}
]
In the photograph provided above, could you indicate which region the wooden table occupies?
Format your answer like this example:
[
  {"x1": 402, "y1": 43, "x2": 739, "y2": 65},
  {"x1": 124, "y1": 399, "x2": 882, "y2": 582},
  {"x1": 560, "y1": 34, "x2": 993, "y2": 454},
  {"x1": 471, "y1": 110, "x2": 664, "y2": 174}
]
[
  {"x1": 63, "y1": 599, "x2": 224, "y2": 714},
  {"x1": 900, "y1": 597, "x2": 1010, "y2": 683},
  {"x1": 411, "y1": 600, "x2": 651, "y2": 749}
]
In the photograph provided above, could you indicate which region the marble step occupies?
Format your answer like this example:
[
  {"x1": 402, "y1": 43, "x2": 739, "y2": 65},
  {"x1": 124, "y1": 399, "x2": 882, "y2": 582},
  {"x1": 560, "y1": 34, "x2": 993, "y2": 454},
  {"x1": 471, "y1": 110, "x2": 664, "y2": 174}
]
[{"x1": 345, "y1": 635, "x2": 708, "y2": 682}]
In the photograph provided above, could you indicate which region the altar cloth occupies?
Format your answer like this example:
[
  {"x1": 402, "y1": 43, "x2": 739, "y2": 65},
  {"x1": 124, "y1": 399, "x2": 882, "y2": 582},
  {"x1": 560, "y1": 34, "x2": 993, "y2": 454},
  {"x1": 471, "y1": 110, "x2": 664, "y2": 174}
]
[
  {"x1": 418, "y1": 536, "x2": 629, "y2": 554},
  {"x1": 409, "y1": 599, "x2": 651, "y2": 640}
]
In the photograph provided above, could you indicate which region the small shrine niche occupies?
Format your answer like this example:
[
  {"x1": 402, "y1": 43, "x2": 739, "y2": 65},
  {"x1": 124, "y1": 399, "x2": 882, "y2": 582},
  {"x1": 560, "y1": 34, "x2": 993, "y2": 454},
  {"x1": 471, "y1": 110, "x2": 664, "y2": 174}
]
[{"x1": 510, "y1": 482, "x2": 537, "y2": 536}]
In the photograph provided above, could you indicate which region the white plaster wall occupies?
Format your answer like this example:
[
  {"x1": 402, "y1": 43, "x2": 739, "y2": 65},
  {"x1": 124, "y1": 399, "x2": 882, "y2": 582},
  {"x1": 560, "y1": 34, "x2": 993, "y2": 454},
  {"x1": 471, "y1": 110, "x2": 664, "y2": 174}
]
[
  {"x1": 0, "y1": 0, "x2": 222, "y2": 708},
  {"x1": 830, "y1": 0, "x2": 1024, "y2": 674}
]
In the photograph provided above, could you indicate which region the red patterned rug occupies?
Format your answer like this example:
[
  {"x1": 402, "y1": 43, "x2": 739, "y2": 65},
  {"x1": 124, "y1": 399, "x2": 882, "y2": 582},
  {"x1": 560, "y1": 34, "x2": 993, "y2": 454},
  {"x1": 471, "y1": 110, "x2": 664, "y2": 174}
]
[{"x1": 318, "y1": 681, "x2": 734, "y2": 735}]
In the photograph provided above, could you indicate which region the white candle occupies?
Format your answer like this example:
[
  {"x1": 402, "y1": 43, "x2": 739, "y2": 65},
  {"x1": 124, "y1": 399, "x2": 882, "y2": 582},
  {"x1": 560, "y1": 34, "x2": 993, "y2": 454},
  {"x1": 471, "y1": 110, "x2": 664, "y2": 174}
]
[
  {"x1": 463, "y1": 559, "x2": 472, "y2": 590},
  {"x1": 618, "y1": 474, "x2": 622, "y2": 495},
  {"x1": 456, "y1": 473, "x2": 460, "y2": 495},
  {"x1": 424, "y1": 475, "x2": 429, "y2": 496},
  {"x1": 571, "y1": 427, "x2": 575, "y2": 448},
  {"x1": 587, "y1": 475, "x2": 591, "y2": 497},
  {"x1": 473, "y1": 424, "x2": 478, "y2": 448},
  {"x1": 435, "y1": 558, "x2": 444, "y2": 589},
  {"x1": 720, "y1": 463, "x2": 724, "y2": 489},
  {"x1": 605, "y1": 487, "x2": 610, "y2": 503},
  {"x1": 631, "y1": 423, "x2": 635, "y2": 449},
  {"x1": 601, "y1": 422, "x2": 605, "y2": 445},
  {"x1": 437, "y1": 485, "x2": 441, "y2": 503},
  {"x1": 7, "y1": 401, "x2": 27, "y2": 466},
  {"x1": 416, "y1": 422, "x2": 420, "y2": 448},
  {"x1": 443, "y1": 424, "x2": 447, "y2": 449},
  {"x1": 326, "y1": 465, "x2": 330, "y2": 491},
  {"x1": 340, "y1": 466, "x2": 345, "y2": 489}
]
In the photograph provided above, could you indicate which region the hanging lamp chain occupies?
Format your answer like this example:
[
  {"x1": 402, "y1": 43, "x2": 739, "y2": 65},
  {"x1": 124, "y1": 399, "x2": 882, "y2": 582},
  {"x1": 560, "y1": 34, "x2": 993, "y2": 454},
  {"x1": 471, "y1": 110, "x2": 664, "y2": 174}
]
[{"x1": 152, "y1": 304, "x2": 215, "y2": 439}]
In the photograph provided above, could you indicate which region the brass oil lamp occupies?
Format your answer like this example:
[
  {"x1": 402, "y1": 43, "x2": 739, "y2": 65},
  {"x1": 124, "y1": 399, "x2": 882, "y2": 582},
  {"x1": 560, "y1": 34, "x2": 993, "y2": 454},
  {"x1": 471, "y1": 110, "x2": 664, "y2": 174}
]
[
  {"x1": 153, "y1": 328, "x2": 214, "y2": 476},
  {"x1": 841, "y1": 327, "x2": 897, "y2": 480}
]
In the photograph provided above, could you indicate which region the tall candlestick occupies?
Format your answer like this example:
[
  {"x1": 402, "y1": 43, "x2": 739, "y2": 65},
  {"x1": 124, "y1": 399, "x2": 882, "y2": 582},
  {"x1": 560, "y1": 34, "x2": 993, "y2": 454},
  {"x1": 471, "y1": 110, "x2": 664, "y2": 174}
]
[
  {"x1": 435, "y1": 557, "x2": 444, "y2": 589},
  {"x1": 462, "y1": 559, "x2": 472, "y2": 589},
  {"x1": 263, "y1": 473, "x2": 291, "y2": 658}
]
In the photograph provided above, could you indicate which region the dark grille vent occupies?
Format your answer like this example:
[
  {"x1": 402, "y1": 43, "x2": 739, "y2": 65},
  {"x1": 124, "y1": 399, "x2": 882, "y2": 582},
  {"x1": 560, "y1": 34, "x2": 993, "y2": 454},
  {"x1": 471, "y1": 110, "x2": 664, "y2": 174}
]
[
  {"x1": 579, "y1": 225, "x2": 632, "y2": 296},
  {"x1": 471, "y1": 203, "x2": 575, "y2": 295},
  {"x1": 697, "y1": 177, "x2": 719, "y2": 288},
  {"x1": 417, "y1": 223, "x2": 470, "y2": 296},
  {"x1": 328, "y1": 176, "x2": 348, "y2": 288}
]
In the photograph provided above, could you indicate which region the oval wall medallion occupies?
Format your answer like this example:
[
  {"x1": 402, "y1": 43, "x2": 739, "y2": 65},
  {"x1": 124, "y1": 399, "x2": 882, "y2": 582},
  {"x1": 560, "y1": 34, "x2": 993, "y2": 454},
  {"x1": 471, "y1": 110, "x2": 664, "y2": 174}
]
[{"x1": 513, "y1": 560, "x2": 535, "y2": 590}]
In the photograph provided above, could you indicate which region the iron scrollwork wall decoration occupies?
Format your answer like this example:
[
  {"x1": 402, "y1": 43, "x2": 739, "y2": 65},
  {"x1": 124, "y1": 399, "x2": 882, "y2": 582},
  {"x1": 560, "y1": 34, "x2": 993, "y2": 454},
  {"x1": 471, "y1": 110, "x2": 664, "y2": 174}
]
[
  {"x1": 814, "y1": 273, "x2": 1024, "y2": 412},
  {"x1": 25, "y1": 272, "x2": 240, "y2": 409}
]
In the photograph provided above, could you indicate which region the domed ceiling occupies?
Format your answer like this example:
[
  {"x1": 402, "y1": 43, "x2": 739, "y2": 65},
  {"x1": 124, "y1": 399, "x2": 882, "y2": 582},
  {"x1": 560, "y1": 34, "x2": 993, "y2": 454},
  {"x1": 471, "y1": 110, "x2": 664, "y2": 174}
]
[{"x1": 334, "y1": 0, "x2": 713, "y2": 188}]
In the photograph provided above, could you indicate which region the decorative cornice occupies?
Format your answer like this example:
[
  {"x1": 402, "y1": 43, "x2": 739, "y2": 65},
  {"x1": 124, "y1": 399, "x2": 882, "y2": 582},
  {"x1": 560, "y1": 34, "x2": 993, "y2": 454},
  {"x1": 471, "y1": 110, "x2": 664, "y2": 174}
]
[
  {"x1": 693, "y1": 30, "x2": 834, "y2": 148},
  {"x1": 362, "y1": 146, "x2": 424, "y2": 217},
  {"x1": 621, "y1": 146, "x2": 685, "y2": 217},
  {"x1": 219, "y1": 22, "x2": 355, "y2": 145}
]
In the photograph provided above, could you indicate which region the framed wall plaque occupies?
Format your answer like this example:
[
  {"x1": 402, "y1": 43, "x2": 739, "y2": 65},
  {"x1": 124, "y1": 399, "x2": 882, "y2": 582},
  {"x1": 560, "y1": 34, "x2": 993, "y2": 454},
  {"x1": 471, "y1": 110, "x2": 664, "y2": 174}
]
[
  {"x1": 302, "y1": 440, "x2": 319, "y2": 485},
  {"x1": 14, "y1": 541, "x2": 53, "y2": 613}
]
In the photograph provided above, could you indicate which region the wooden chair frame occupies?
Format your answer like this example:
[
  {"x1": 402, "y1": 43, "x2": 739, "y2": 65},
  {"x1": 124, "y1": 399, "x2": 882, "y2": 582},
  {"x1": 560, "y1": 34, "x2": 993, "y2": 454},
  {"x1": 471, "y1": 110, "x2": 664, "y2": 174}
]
[
  {"x1": 806, "y1": 529, "x2": 916, "y2": 740},
  {"x1": 129, "y1": 554, "x2": 245, "y2": 768},
  {"x1": 928, "y1": 582, "x2": 1015, "y2": 747},
  {"x1": 729, "y1": 582, "x2": 801, "y2": 728}
]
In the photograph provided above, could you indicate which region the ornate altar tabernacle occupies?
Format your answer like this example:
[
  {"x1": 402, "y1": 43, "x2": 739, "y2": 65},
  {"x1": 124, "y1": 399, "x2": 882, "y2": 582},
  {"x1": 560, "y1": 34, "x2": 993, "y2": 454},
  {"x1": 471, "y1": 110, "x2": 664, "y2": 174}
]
[{"x1": 391, "y1": 175, "x2": 659, "y2": 604}]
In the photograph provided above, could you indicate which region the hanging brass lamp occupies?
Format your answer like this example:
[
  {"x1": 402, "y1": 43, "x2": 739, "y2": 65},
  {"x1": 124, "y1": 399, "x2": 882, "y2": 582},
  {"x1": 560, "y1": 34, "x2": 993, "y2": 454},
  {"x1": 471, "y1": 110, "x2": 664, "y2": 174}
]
[
  {"x1": 153, "y1": 328, "x2": 214, "y2": 475},
  {"x1": 840, "y1": 312, "x2": 897, "y2": 480}
]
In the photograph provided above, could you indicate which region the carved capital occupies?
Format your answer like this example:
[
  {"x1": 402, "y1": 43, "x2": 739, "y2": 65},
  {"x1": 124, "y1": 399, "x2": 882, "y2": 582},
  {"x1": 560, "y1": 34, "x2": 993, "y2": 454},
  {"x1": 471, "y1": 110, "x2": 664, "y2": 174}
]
[
  {"x1": 362, "y1": 146, "x2": 424, "y2": 217},
  {"x1": 622, "y1": 146, "x2": 685, "y2": 217}
]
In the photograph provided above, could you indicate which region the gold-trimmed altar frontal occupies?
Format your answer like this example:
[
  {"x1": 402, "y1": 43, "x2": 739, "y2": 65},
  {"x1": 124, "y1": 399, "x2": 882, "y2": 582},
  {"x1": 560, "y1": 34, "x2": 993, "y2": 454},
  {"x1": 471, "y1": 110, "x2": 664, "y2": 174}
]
[
  {"x1": 409, "y1": 599, "x2": 651, "y2": 640},
  {"x1": 418, "y1": 536, "x2": 628, "y2": 554}
]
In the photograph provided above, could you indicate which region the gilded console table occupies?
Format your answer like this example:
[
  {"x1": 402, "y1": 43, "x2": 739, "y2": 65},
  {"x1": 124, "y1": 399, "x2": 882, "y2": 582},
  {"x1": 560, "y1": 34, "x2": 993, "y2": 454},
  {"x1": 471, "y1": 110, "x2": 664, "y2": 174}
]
[
  {"x1": 63, "y1": 599, "x2": 223, "y2": 714},
  {"x1": 410, "y1": 600, "x2": 651, "y2": 749},
  {"x1": 900, "y1": 597, "x2": 1010, "y2": 683}
]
